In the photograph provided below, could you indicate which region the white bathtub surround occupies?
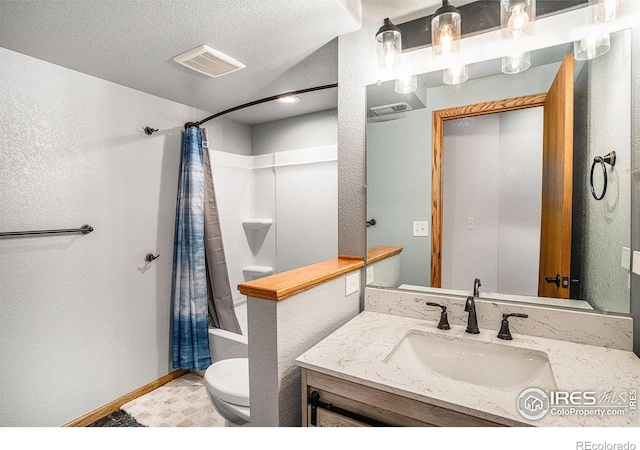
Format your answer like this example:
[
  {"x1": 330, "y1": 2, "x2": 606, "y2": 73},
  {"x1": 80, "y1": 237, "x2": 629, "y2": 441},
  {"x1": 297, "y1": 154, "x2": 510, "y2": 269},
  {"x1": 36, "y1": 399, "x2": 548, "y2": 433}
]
[
  {"x1": 295, "y1": 311, "x2": 640, "y2": 427},
  {"x1": 247, "y1": 271, "x2": 361, "y2": 427},
  {"x1": 365, "y1": 288, "x2": 633, "y2": 351},
  {"x1": 210, "y1": 144, "x2": 338, "y2": 301}
]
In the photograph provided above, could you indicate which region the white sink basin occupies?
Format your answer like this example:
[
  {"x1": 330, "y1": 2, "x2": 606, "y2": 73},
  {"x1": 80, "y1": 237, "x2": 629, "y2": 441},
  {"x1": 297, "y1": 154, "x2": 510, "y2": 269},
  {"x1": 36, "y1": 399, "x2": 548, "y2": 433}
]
[{"x1": 385, "y1": 331, "x2": 557, "y2": 392}]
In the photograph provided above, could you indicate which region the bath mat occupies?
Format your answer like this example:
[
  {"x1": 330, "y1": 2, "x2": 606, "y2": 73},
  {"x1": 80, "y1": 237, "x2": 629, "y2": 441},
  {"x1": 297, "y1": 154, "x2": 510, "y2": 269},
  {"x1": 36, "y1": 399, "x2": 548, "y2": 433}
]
[
  {"x1": 88, "y1": 409, "x2": 146, "y2": 427},
  {"x1": 121, "y1": 373, "x2": 224, "y2": 427}
]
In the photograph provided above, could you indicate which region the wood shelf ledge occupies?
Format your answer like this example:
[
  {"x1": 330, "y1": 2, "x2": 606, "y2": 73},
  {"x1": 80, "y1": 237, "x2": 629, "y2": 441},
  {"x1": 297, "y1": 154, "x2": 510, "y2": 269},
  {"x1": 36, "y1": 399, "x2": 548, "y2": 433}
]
[
  {"x1": 366, "y1": 246, "x2": 403, "y2": 265},
  {"x1": 238, "y1": 258, "x2": 364, "y2": 301}
]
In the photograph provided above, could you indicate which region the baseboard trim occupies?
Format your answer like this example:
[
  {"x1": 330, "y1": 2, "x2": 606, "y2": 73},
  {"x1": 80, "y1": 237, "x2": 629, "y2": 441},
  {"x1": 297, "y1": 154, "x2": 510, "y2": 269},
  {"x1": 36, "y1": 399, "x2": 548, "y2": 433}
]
[{"x1": 63, "y1": 369, "x2": 190, "y2": 427}]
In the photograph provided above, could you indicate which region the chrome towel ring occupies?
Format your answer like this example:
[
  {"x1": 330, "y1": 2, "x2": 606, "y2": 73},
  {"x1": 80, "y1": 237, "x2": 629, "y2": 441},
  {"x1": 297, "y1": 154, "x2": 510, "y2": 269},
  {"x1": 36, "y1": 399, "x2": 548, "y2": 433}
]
[{"x1": 590, "y1": 151, "x2": 616, "y2": 201}]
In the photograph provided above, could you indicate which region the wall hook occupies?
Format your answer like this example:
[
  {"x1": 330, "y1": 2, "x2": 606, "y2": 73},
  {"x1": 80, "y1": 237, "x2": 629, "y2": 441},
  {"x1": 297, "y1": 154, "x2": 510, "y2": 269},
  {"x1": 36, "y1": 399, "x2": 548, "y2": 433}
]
[
  {"x1": 144, "y1": 126, "x2": 159, "y2": 135},
  {"x1": 145, "y1": 253, "x2": 160, "y2": 263}
]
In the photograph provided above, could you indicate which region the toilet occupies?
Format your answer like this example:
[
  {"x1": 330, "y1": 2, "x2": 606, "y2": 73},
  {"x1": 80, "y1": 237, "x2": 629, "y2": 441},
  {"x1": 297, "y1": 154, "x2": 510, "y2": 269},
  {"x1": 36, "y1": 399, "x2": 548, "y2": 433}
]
[
  {"x1": 204, "y1": 357, "x2": 250, "y2": 426},
  {"x1": 203, "y1": 326, "x2": 251, "y2": 426}
]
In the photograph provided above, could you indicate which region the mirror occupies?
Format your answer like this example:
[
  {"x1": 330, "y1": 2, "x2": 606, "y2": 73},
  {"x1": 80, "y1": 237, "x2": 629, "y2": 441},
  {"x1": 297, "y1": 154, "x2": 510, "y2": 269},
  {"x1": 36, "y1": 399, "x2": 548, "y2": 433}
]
[{"x1": 366, "y1": 28, "x2": 631, "y2": 314}]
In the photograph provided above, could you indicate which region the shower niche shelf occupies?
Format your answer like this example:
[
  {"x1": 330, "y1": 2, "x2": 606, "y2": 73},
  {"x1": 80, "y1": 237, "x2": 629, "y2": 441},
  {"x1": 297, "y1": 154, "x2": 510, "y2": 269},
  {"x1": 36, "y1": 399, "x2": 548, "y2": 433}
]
[
  {"x1": 242, "y1": 265, "x2": 274, "y2": 281},
  {"x1": 241, "y1": 219, "x2": 273, "y2": 230}
]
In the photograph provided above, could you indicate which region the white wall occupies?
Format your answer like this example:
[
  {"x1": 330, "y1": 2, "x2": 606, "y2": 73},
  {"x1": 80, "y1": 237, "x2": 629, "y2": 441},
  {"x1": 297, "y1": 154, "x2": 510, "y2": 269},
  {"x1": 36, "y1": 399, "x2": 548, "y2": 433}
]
[
  {"x1": 251, "y1": 109, "x2": 337, "y2": 155},
  {"x1": 366, "y1": 109, "x2": 431, "y2": 286},
  {"x1": 248, "y1": 273, "x2": 361, "y2": 426},
  {"x1": 442, "y1": 109, "x2": 543, "y2": 296},
  {"x1": 0, "y1": 46, "x2": 214, "y2": 427},
  {"x1": 580, "y1": 30, "x2": 632, "y2": 313}
]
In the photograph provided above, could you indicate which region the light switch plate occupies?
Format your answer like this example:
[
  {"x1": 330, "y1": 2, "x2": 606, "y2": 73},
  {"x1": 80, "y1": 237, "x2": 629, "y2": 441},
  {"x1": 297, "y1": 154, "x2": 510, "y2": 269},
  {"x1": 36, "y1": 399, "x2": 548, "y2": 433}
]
[
  {"x1": 633, "y1": 251, "x2": 640, "y2": 276},
  {"x1": 346, "y1": 272, "x2": 360, "y2": 296},
  {"x1": 413, "y1": 221, "x2": 429, "y2": 237}
]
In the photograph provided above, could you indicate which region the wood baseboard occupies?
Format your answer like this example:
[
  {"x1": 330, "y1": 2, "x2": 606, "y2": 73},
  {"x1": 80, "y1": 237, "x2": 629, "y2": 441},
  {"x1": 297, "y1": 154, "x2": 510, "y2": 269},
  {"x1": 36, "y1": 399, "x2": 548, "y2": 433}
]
[{"x1": 63, "y1": 369, "x2": 189, "y2": 427}]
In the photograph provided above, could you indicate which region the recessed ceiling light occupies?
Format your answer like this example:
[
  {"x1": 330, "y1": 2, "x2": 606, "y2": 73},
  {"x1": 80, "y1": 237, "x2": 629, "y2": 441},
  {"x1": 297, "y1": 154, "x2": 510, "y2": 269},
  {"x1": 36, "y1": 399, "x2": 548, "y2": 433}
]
[{"x1": 277, "y1": 95, "x2": 300, "y2": 104}]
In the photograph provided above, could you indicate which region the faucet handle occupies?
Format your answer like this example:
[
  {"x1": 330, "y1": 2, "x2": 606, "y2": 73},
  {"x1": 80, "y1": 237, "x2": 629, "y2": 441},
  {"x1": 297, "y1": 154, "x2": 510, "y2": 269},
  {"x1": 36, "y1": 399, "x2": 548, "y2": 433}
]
[
  {"x1": 497, "y1": 313, "x2": 529, "y2": 340},
  {"x1": 424, "y1": 302, "x2": 451, "y2": 330}
]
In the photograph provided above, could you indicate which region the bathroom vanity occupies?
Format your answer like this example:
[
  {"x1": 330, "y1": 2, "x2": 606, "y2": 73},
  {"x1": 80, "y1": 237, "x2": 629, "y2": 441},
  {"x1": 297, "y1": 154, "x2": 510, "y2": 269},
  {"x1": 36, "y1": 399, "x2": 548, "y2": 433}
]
[{"x1": 295, "y1": 289, "x2": 640, "y2": 427}]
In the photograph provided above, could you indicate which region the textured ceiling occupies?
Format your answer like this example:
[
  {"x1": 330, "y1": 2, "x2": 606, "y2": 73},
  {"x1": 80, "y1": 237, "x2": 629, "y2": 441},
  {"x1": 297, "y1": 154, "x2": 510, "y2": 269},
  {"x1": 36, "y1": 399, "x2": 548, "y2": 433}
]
[{"x1": 0, "y1": 0, "x2": 361, "y2": 122}]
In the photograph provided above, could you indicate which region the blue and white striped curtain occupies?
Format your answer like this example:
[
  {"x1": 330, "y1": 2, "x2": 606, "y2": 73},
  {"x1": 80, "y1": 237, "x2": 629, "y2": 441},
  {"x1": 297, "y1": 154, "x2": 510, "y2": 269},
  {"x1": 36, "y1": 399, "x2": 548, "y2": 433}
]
[{"x1": 171, "y1": 127, "x2": 211, "y2": 371}]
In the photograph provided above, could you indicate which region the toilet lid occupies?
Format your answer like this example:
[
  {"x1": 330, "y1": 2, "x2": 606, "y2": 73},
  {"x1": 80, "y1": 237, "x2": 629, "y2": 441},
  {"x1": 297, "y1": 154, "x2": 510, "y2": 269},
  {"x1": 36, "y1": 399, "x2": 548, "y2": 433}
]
[{"x1": 204, "y1": 358, "x2": 250, "y2": 407}]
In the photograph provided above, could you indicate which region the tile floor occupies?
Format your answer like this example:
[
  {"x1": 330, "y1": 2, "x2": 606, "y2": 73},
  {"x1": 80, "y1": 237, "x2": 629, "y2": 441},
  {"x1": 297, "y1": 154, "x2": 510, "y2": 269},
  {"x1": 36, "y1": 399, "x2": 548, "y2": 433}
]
[{"x1": 89, "y1": 373, "x2": 224, "y2": 427}]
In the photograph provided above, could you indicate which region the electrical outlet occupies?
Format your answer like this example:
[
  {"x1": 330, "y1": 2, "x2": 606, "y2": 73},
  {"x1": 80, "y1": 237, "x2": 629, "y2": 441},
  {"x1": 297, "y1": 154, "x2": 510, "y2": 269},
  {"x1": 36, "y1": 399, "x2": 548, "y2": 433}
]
[
  {"x1": 467, "y1": 217, "x2": 475, "y2": 230},
  {"x1": 366, "y1": 266, "x2": 375, "y2": 285},
  {"x1": 345, "y1": 272, "x2": 360, "y2": 296},
  {"x1": 413, "y1": 221, "x2": 429, "y2": 237}
]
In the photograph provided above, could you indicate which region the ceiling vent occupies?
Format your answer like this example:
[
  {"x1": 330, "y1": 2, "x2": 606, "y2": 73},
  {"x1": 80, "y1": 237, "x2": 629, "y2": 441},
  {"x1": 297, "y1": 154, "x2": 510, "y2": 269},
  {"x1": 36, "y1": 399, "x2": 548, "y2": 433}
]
[
  {"x1": 369, "y1": 102, "x2": 412, "y2": 122},
  {"x1": 173, "y1": 45, "x2": 245, "y2": 78},
  {"x1": 370, "y1": 102, "x2": 412, "y2": 116}
]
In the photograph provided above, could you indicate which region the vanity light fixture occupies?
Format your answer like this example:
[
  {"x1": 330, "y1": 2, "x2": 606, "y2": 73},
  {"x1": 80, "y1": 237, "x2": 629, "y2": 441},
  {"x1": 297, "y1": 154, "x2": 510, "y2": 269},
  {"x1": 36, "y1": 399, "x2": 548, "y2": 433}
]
[
  {"x1": 431, "y1": 0, "x2": 462, "y2": 60},
  {"x1": 395, "y1": 74, "x2": 418, "y2": 94},
  {"x1": 376, "y1": 18, "x2": 402, "y2": 71},
  {"x1": 573, "y1": 0, "x2": 623, "y2": 61},
  {"x1": 501, "y1": 52, "x2": 531, "y2": 74},
  {"x1": 277, "y1": 95, "x2": 300, "y2": 104},
  {"x1": 501, "y1": 0, "x2": 536, "y2": 41},
  {"x1": 574, "y1": 33, "x2": 611, "y2": 60},
  {"x1": 500, "y1": 1, "x2": 535, "y2": 75},
  {"x1": 590, "y1": 0, "x2": 624, "y2": 24},
  {"x1": 443, "y1": 65, "x2": 468, "y2": 85},
  {"x1": 432, "y1": 1, "x2": 467, "y2": 84}
]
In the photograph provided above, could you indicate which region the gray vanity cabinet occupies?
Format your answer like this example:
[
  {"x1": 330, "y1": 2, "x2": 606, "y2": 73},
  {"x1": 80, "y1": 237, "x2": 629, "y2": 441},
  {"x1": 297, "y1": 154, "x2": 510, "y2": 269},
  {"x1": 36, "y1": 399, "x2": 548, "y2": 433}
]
[{"x1": 300, "y1": 368, "x2": 505, "y2": 427}]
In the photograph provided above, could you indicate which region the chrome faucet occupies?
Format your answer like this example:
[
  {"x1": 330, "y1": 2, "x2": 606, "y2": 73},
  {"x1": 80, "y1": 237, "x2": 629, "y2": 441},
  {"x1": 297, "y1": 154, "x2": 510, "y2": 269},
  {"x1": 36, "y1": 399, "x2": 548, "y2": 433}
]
[
  {"x1": 464, "y1": 296, "x2": 480, "y2": 334},
  {"x1": 473, "y1": 278, "x2": 481, "y2": 297}
]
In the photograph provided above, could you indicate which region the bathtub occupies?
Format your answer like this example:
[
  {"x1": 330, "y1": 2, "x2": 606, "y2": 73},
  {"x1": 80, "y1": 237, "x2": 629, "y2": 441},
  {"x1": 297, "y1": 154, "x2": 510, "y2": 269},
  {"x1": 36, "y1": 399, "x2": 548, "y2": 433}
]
[{"x1": 208, "y1": 300, "x2": 248, "y2": 363}]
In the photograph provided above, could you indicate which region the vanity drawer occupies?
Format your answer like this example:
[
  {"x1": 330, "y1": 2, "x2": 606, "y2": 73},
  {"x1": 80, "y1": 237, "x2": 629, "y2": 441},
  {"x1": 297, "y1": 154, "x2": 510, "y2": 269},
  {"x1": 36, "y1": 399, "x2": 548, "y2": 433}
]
[{"x1": 301, "y1": 368, "x2": 504, "y2": 427}]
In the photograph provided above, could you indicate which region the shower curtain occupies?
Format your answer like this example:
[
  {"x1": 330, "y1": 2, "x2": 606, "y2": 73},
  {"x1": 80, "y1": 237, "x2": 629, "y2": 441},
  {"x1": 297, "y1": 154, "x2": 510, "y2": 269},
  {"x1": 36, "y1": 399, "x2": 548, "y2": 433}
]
[{"x1": 172, "y1": 126, "x2": 240, "y2": 371}]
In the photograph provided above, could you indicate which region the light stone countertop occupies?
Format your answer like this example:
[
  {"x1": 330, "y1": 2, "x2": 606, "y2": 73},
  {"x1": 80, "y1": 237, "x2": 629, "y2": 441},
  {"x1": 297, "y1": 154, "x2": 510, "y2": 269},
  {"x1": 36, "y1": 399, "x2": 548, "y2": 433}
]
[{"x1": 295, "y1": 311, "x2": 640, "y2": 427}]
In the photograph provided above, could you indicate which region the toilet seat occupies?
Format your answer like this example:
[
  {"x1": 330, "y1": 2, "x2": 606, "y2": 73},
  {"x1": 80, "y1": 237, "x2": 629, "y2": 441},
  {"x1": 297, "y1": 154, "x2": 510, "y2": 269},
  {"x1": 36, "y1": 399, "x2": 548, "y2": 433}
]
[{"x1": 204, "y1": 358, "x2": 249, "y2": 407}]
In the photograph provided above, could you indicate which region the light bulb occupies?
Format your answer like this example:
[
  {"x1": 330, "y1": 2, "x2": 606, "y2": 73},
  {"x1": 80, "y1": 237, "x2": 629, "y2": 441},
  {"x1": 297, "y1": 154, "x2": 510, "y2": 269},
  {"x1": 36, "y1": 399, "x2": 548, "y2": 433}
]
[
  {"x1": 439, "y1": 24, "x2": 454, "y2": 56},
  {"x1": 508, "y1": 3, "x2": 530, "y2": 38},
  {"x1": 384, "y1": 41, "x2": 397, "y2": 68}
]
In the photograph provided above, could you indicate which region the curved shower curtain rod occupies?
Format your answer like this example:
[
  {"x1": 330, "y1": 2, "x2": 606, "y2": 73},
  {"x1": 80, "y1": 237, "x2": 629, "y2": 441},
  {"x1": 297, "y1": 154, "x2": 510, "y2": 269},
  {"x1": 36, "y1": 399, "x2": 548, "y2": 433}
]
[{"x1": 184, "y1": 83, "x2": 338, "y2": 129}]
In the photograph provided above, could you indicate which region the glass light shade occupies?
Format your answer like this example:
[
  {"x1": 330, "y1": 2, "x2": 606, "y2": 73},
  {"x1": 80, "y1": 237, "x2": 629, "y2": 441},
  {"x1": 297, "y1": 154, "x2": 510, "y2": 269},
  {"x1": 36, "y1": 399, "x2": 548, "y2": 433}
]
[
  {"x1": 431, "y1": 11, "x2": 461, "y2": 60},
  {"x1": 501, "y1": 0, "x2": 536, "y2": 40},
  {"x1": 376, "y1": 18, "x2": 402, "y2": 70},
  {"x1": 395, "y1": 75, "x2": 418, "y2": 94},
  {"x1": 443, "y1": 65, "x2": 468, "y2": 85},
  {"x1": 502, "y1": 52, "x2": 531, "y2": 74},
  {"x1": 589, "y1": 0, "x2": 624, "y2": 24},
  {"x1": 574, "y1": 33, "x2": 611, "y2": 60}
]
